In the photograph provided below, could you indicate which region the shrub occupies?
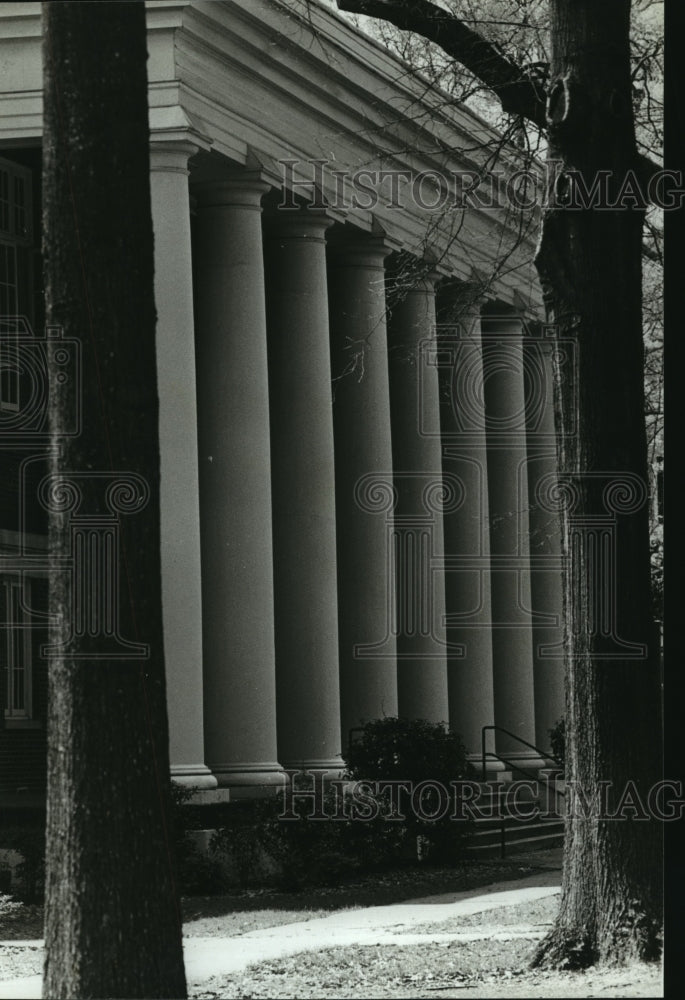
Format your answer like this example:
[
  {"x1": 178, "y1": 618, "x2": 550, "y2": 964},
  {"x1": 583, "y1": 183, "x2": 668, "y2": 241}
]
[
  {"x1": 210, "y1": 780, "x2": 408, "y2": 892},
  {"x1": 343, "y1": 717, "x2": 474, "y2": 865},
  {"x1": 344, "y1": 716, "x2": 471, "y2": 785},
  {"x1": 191, "y1": 718, "x2": 476, "y2": 891}
]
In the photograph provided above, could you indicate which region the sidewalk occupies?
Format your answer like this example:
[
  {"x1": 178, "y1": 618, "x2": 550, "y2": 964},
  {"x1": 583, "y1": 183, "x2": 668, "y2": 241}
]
[{"x1": 0, "y1": 863, "x2": 562, "y2": 999}]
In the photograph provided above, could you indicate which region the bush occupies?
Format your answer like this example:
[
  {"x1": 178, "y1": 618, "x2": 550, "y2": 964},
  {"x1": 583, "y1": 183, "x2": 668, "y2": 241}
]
[
  {"x1": 344, "y1": 716, "x2": 471, "y2": 785},
  {"x1": 343, "y1": 717, "x2": 474, "y2": 865},
  {"x1": 210, "y1": 780, "x2": 408, "y2": 892},
  {"x1": 208, "y1": 719, "x2": 474, "y2": 889}
]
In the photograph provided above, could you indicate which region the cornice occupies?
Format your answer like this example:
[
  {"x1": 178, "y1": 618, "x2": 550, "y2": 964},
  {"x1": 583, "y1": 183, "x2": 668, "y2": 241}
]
[{"x1": 0, "y1": 0, "x2": 543, "y2": 312}]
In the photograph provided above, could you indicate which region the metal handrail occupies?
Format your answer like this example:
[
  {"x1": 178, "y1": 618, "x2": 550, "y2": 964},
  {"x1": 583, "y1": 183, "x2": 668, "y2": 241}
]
[
  {"x1": 479, "y1": 750, "x2": 566, "y2": 803},
  {"x1": 478, "y1": 726, "x2": 566, "y2": 859},
  {"x1": 481, "y1": 725, "x2": 564, "y2": 782}
]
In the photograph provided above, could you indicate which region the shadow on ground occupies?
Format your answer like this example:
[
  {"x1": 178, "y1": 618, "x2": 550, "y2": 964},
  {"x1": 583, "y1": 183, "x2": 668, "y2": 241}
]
[{"x1": 181, "y1": 851, "x2": 562, "y2": 922}]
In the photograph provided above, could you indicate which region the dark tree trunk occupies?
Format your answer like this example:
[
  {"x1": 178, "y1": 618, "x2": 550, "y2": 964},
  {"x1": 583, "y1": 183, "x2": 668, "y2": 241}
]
[
  {"x1": 532, "y1": 0, "x2": 662, "y2": 967},
  {"x1": 42, "y1": 3, "x2": 187, "y2": 997}
]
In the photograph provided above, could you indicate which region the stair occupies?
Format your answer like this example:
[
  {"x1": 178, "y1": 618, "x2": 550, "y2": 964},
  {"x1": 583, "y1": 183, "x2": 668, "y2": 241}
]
[{"x1": 464, "y1": 770, "x2": 565, "y2": 859}]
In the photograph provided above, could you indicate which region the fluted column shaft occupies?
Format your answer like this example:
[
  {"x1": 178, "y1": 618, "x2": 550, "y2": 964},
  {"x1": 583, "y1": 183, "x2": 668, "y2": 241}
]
[
  {"x1": 387, "y1": 275, "x2": 449, "y2": 723},
  {"x1": 193, "y1": 177, "x2": 282, "y2": 793},
  {"x1": 328, "y1": 239, "x2": 398, "y2": 747},
  {"x1": 482, "y1": 313, "x2": 539, "y2": 765},
  {"x1": 264, "y1": 212, "x2": 343, "y2": 771},
  {"x1": 149, "y1": 141, "x2": 215, "y2": 788},
  {"x1": 436, "y1": 292, "x2": 497, "y2": 759}
]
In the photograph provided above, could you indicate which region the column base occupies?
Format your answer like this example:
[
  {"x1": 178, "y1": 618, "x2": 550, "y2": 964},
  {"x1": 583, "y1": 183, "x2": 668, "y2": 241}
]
[
  {"x1": 467, "y1": 753, "x2": 512, "y2": 782},
  {"x1": 170, "y1": 763, "x2": 218, "y2": 790},
  {"x1": 210, "y1": 761, "x2": 287, "y2": 797},
  {"x1": 278, "y1": 756, "x2": 345, "y2": 778}
]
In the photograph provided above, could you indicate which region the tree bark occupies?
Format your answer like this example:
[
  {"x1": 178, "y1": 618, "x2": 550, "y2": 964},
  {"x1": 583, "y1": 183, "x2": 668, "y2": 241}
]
[
  {"x1": 42, "y1": 3, "x2": 187, "y2": 997},
  {"x1": 532, "y1": 0, "x2": 662, "y2": 967}
]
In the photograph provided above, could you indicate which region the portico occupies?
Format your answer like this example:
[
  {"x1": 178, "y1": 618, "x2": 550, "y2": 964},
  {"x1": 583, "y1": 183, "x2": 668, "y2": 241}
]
[{"x1": 0, "y1": 0, "x2": 564, "y2": 798}]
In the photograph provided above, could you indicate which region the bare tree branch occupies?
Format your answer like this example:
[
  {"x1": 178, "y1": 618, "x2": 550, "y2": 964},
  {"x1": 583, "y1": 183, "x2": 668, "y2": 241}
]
[
  {"x1": 336, "y1": 0, "x2": 663, "y2": 188},
  {"x1": 336, "y1": 0, "x2": 548, "y2": 127}
]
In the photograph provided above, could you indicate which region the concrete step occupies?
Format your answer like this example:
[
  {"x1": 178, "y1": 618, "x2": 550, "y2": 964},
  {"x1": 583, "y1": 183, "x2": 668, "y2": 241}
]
[
  {"x1": 475, "y1": 770, "x2": 514, "y2": 783},
  {"x1": 470, "y1": 813, "x2": 563, "y2": 834},
  {"x1": 468, "y1": 775, "x2": 566, "y2": 812},
  {"x1": 465, "y1": 827, "x2": 564, "y2": 858},
  {"x1": 468, "y1": 808, "x2": 562, "y2": 829},
  {"x1": 470, "y1": 789, "x2": 542, "y2": 812},
  {"x1": 459, "y1": 770, "x2": 566, "y2": 858}
]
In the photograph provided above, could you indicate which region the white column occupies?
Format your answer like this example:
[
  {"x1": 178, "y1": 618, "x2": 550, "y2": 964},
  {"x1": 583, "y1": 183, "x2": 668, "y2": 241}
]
[
  {"x1": 149, "y1": 140, "x2": 215, "y2": 788},
  {"x1": 481, "y1": 311, "x2": 542, "y2": 769},
  {"x1": 387, "y1": 271, "x2": 449, "y2": 723},
  {"x1": 436, "y1": 289, "x2": 497, "y2": 764},
  {"x1": 327, "y1": 237, "x2": 398, "y2": 748},
  {"x1": 264, "y1": 212, "x2": 343, "y2": 772},
  {"x1": 193, "y1": 175, "x2": 283, "y2": 795}
]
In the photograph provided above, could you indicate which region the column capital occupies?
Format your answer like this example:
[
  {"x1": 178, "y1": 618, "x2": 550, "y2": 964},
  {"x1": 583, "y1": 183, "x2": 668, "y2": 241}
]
[
  {"x1": 438, "y1": 277, "x2": 487, "y2": 306},
  {"x1": 327, "y1": 233, "x2": 394, "y2": 270},
  {"x1": 388, "y1": 263, "x2": 444, "y2": 299},
  {"x1": 436, "y1": 279, "x2": 488, "y2": 333},
  {"x1": 402, "y1": 271, "x2": 442, "y2": 295},
  {"x1": 387, "y1": 247, "x2": 443, "y2": 281},
  {"x1": 193, "y1": 175, "x2": 272, "y2": 210},
  {"x1": 149, "y1": 139, "x2": 199, "y2": 176},
  {"x1": 480, "y1": 309, "x2": 527, "y2": 337},
  {"x1": 264, "y1": 209, "x2": 335, "y2": 243}
]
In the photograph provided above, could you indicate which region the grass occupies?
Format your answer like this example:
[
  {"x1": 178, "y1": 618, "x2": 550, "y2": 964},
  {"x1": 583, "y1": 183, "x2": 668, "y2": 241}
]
[
  {"x1": 192, "y1": 939, "x2": 539, "y2": 999},
  {"x1": 404, "y1": 893, "x2": 559, "y2": 935},
  {"x1": 180, "y1": 853, "x2": 556, "y2": 934},
  {"x1": 1, "y1": 856, "x2": 663, "y2": 998},
  {"x1": 183, "y1": 906, "x2": 336, "y2": 938},
  {"x1": 204, "y1": 946, "x2": 661, "y2": 1000},
  {"x1": 191, "y1": 913, "x2": 662, "y2": 999}
]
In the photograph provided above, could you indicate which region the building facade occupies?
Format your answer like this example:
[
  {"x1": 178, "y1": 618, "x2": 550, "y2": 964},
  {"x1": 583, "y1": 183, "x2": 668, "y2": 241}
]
[{"x1": 0, "y1": 0, "x2": 565, "y2": 800}]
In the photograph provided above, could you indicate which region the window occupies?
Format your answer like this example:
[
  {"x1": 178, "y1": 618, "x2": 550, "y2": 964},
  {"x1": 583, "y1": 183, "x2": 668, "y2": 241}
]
[
  {"x1": 3, "y1": 577, "x2": 32, "y2": 719},
  {"x1": 0, "y1": 156, "x2": 33, "y2": 412}
]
